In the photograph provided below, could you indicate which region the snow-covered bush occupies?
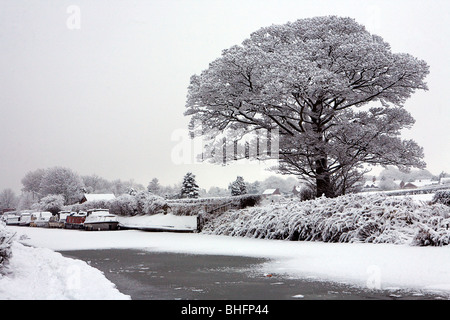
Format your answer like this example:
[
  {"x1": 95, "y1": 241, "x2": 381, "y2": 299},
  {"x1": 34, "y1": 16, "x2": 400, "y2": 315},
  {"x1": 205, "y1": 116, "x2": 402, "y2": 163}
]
[
  {"x1": 109, "y1": 192, "x2": 168, "y2": 216},
  {"x1": 108, "y1": 195, "x2": 138, "y2": 216},
  {"x1": 167, "y1": 194, "x2": 262, "y2": 216},
  {"x1": 37, "y1": 194, "x2": 65, "y2": 214},
  {"x1": 0, "y1": 221, "x2": 13, "y2": 273},
  {"x1": 432, "y1": 190, "x2": 450, "y2": 206},
  {"x1": 135, "y1": 191, "x2": 168, "y2": 215},
  {"x1": 298, "y1": 186, "x2": 315, "y2": 201},
  {"x1": 202, "y1": 193, "x2": 450, "y2": 246}
]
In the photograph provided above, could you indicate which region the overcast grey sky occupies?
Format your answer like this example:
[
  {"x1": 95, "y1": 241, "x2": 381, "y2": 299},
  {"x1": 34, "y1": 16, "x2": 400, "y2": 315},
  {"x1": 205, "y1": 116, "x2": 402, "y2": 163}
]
[{"x1": 0, "y1": 0, "x2": 449, "y2": 193}]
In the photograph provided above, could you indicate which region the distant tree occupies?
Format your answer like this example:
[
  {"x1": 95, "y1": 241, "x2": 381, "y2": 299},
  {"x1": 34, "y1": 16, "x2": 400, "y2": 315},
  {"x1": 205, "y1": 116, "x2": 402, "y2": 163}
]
[
  {"x1": 38, "y1": 167, "x2": 85, "y2": 205},
  {"x1": 110, "y1": 179, "x2": 145, "y2": 196},
  {"x1": 181, "y1": 172, "x2": 200, "y2": 199},
  {"x1": 21, "y1": 168, "x2": 46, "y2": 197},
  {"x1": 378, "y1": 176, "x2": 398, "y2": 191},
  {"x1": 229, "y1": 176, "x2": 247, "y2": 196},
  {"x1": 207, "y1": 186, "x2": 230, "y2": 197},
  {"x1": 439, "y1": 171, "x2": 449, "y2": 179},
  {"x1": 0, "y1": 189, "x2": 18, "y2": 211},
  {"x1": 247, "y1": 181, "x2": 261, "y2": 194},
  {"x1": 260, "y1": 176, "x2": 297, "y2": 193},
  {"x1": 147, "y1": 178, "x2": 161, "y2": 195},
  {"x1": 17, "y1": 192, "x2": 37, "y2": 211},
  {"x1": 185, "y1": 16, "x2": 429, "y2": 198},
  {"x1": 82, "y1": 174, "x2": 112, "y2": 194},
  {"x1": 160, "y1": 183, "x2": 182, "y2": 199}
]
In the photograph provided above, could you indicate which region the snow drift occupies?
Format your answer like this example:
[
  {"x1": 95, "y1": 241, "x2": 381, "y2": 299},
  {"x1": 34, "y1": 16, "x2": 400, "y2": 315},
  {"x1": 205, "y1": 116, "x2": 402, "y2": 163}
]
[
  {"x1": 203, "y1": 193, "x2": 450, "y2": 246},
  {"x1": 0, "y1": 241, "x2": 130, "y2": 300}
]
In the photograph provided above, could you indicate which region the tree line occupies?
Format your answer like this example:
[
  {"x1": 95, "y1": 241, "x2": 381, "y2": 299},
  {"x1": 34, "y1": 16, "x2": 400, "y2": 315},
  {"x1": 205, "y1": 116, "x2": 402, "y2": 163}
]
[{"x1": 0, "y1": 166, "x2": 300, "y2": 212}]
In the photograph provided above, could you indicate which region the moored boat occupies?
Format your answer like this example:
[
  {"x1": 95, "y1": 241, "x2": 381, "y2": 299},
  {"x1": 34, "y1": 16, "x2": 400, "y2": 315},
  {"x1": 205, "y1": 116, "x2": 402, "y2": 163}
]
[
  {"x1": 84, "y1": 209, "x2": 119, "y2": 231},
  {"x1": 31, "y1": 211, "x2": 53, "y2": 228},
  {"x1": 65, "y1": 211, "x2": 87, "y2": 229},
  {"x1": 49, "y1": 211, "x2": 71, "y2": 228},
  {"x1": 19, "y1": 212, "x2": 34, "y2": 226},
  {"x1": 3, "y1": 211, "x2": 21, "y2": 226}
]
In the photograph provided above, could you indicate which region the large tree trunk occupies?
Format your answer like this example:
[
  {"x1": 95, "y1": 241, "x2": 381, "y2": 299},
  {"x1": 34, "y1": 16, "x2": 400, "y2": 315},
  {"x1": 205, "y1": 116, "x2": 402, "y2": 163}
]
[{"x1": 315, "y1": 158, "x2": 335, "y2": 198}]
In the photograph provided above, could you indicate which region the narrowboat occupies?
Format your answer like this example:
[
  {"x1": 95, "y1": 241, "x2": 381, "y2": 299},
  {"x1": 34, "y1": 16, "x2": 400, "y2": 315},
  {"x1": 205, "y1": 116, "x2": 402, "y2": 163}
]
[
  {"x1": 32, "y1": 211, "x2": 53, "y2": 227},
  {"x1": 49, "y1": 211, "x2": 71, "y2": 228},
  {"x1": 19, "y1": 212, "x2": 34, "y2": 226},
  {"x1": 65, "y1": 212, "x2": 87, "y2": 229}
]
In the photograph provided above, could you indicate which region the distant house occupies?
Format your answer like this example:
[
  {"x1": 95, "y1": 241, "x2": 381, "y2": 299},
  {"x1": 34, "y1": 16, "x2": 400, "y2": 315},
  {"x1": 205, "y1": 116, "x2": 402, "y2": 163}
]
[
  {"x1": 80, "y1": 193, "x2": 116, "y2": 204},
  {"x1": 440, "y1": 177, "x2": 450, "y2": 185},
  {"x1": 402, "y1": 182, "x2": 417, "y2": 190},
  {"x1": 262, "y1": 188, "x2": 281, "y2": 196}
]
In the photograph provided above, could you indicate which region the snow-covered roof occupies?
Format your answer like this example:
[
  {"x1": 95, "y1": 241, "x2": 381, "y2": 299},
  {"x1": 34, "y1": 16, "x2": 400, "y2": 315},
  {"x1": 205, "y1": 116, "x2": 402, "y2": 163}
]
[
  {"x1": 262, "y1": 189, "x2": 279, "y2": 195},
  {"x1": 410, "y1": 179, "x2": 434, "y2": 187},
  {"x1": 82, "y1": 194, "x2": 116, "y2": 202}
]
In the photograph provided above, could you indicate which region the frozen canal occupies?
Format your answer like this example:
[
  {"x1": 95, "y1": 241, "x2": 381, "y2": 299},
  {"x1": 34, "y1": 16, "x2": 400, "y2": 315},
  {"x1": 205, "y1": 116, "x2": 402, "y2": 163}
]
[{"x1": 61, "y1": 249, "x2": 444, "y2": 300}]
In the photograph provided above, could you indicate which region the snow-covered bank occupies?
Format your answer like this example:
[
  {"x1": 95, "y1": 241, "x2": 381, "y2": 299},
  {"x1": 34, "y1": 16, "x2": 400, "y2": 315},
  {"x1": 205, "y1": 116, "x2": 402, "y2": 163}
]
[
  {"x1": 0, "y1": 241, "x2": 130, "y2": 300},
  {"x1": 118, "y1": 213, "x2": 197, "y2": 232},
  {"x1": 7, "y1": 226, "x2": 450, "y2": 297},
  {"x1": 203, "y1": 193, "x2": 450, "y2": 246}
]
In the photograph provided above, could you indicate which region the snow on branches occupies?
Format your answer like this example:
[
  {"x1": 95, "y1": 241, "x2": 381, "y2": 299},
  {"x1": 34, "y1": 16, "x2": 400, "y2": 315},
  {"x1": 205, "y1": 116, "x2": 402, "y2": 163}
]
[
  {"x1": 185, "y1": 16, "x2": 429, "y2": 198},
  {"x1": 0, "y1": 222, "x2": 14, "y2": 272},
  {"x1": 202, "y1": 193, "x2": 450, "y2": 246}
]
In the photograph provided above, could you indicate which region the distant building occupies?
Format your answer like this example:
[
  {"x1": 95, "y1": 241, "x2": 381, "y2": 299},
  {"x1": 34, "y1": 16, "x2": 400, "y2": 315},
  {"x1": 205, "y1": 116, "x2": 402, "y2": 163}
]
[
  {"x1": 262, "y1": 188, "x2": 281, "y2": 196},
  {"x1": 402, "y1": 182, "x2": 417, "y2": 190},
  {"x1": 412, "y1": 179, "x2": 435, "y2": 188},
  {"x1": 440, "y1": 177, "x2": 450, "y2": 185},
  {"x1": 80, "y1": 193, "x2": 115, "y2": 204}
]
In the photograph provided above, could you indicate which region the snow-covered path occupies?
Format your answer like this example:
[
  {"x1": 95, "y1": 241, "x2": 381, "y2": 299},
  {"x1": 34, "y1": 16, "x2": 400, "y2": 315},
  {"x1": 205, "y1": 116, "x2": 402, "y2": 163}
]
[{"x1": 7, "y1": 226, "x2": 450, "y2": 297}]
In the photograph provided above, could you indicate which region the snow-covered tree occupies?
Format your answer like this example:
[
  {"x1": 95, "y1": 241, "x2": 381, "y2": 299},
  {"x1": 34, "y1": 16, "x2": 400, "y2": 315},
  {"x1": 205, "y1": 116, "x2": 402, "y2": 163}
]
[
  {"x1": 82, "y1": 174, "x2": 112, "y2": 194},
  {"x1": 185, "y1": 16, "x2": 429, "y2": 198},
  {"x1": 147, "y1": 178, "x2": 161, "y2": 195},
  {"x1": 0, "y1": 221, "x2": 13, "y2": 271},
  {"x1": 0, "y1": 189, "x2": 18, "y2": 211},
  {"x1": 37, "y1": 194, "x2": 65, "y2": 215},
  {"x1": 206, "y1": 186, "x2": 230, "y2": 197},
  {"x1": 247, "y1": 181, "x2": 261, "y2": 194},
  {"x1": 38, "y1": 167, "x2": 85, "y2": 205},
  {"x1": 21, "y1": 168, "x2": 46, "y2": 197},
  {"x1": 110, "y1": 179, "x2": 145, "y2": 196},
  {"x1": 180, "y1": 172, "x2": 199, "y2": 199},
  {"x1": 17, "y1": 191, "x2": 37, "y2": 211},
  {"x1": 229, "y1": 176, "x2": 247, "y2": 196}
]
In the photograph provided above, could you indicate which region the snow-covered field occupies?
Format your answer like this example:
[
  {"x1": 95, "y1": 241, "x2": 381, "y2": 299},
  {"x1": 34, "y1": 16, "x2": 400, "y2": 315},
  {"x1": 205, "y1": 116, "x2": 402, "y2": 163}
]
[
  {"x1": 117, "y1": 213, "x2": 197, "y2": 231},
  {"x1": 2, "y1": 224, "x2": 450, "y2": 299}
]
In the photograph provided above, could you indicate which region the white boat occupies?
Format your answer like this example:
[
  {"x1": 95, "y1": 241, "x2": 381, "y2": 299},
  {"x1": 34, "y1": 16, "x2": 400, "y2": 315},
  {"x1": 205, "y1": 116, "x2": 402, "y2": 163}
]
[
  {"x1": 84, "y1": 209, "x2": 119, "y2": 231},
  {"x1": 3, "y1": 212, "x2": 20, "y2": 225},
  {"x1": 49, "y1": 211, "x2": 71, "y2": 228},
  {"x1": 31, "y1": 211, "x2": 53, "y2": 227},
  {"x1": 19, "y1": 212, "x2": 34, "y2": 226}
]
